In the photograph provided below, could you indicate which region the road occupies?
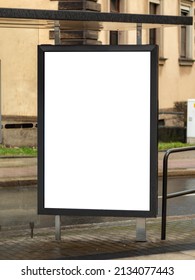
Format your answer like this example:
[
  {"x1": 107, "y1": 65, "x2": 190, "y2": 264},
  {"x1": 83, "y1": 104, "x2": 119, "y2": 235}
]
[
  {"x1": 158, "y1": 177, "x2": 195, "y2": 216},
  {"x1": 0, "y1": 177, "x2": 195, "y2": 228}
]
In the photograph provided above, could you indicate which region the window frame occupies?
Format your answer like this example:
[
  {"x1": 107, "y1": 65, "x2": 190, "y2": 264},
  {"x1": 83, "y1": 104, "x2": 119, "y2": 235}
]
[
  {"x1": 179, "y1": 3, "x2": 194, "y2": 65},
  {"x1": 149, "y1": 0, "x2": 166, "y2": 65},
  {"x1": 109, "y1": 0, "x2": 120, "y2": 45}
]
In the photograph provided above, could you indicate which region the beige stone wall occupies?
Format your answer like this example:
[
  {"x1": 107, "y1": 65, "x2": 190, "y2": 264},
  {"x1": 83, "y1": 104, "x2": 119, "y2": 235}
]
[
  {"x1": 0, "y1": 0, "x2": 57, "y2": 118},
  {"x1": 0, "y1": 0, "x2": 195, "y2": 116},
  {"x1": 0, "y1": 0, "x2": 58, "y2": 9},
  {"x1": 159, "y1": 0, "x2": 195, "y2": 109},
  {"x1": 0, "y1": 0, "x2": 58, "y2": 145},
  {"x1": 98, "y1": 0, "x2": 195, "y2": 110},
  {"x1": 1, "y1": 28, "x2": 38, "y2": 117}
]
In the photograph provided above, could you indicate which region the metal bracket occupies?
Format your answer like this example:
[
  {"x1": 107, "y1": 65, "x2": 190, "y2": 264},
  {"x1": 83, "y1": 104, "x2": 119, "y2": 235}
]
[
  {"x1": 136, "y1": 23, "x2": 142, "y2": 45},
  {"x1": 54, "y1": 21, "x2": 61, "y2": 45}
]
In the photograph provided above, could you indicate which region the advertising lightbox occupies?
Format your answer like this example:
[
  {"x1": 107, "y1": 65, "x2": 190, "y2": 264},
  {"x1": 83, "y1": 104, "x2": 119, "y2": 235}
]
[{"x1": 38, "y1": 45, "x2": 158, "y2": 217}]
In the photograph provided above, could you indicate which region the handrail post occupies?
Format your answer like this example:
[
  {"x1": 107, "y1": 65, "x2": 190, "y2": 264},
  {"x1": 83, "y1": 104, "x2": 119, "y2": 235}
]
[
  {"x1": 161, "y1": 146, "x2": 195, "y2": 240},
  {"x1": 161, "y1": 150, "x2": 169, "y2": 240}
]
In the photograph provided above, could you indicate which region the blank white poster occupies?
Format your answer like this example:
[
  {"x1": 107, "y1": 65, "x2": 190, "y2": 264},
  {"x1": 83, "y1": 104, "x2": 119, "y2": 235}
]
[{"x1": 44, "y1": 51, "x2": 151, "y2": 211}]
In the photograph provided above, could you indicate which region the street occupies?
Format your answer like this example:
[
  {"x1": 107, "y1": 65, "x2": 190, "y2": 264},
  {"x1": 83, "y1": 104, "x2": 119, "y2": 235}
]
[
  {"x1": 0, "y1": 177, "x2": 195, "y2": 228},
  {"x1": 158, "y1": 177, "x2": 195, "y2": 216}
]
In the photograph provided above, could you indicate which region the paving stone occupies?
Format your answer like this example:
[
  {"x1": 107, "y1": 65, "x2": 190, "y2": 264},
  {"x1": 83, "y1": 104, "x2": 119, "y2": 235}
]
[{"x1": 0, "y1": 207, "x2": 195, "y2": 259}]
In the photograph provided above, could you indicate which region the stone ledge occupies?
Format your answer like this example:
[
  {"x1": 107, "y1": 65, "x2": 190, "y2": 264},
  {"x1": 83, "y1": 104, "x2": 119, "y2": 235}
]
[
  {"x1": 158, "y1": 169, "x2": 195, "y2": 177},
  {"x1": 0, "y1": 177, "x2": 37, "y2": 187},
  {"x1": 179, "y1": 58, "x2": 195, "y2": 66}
]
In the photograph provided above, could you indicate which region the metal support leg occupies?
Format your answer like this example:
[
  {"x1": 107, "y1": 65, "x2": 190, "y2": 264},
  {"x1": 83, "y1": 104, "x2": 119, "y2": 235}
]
[
  {"x1": 136, "y1": 23, "x2": 146, "y2": 242},
  {"x1": 55, "y1": 215, "x2": 61, "y2": 241},
  {"x1": 136, "y1": 218, "x2": 146, "y2": 241}
]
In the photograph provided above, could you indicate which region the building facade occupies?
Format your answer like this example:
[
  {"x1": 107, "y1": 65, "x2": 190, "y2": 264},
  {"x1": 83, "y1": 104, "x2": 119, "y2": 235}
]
[
  {"x1": 0, "y1": 0, "x2": 58, "y2": 146},
  {"x1": 0, "y1": 0, "x2": 194, "y2": 145},
  {"x1": 99, "y1": 0, "x2": 195, "y2": 123}
]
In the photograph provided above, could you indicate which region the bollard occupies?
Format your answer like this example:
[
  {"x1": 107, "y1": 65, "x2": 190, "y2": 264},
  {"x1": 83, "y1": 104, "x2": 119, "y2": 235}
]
[{"x1": 29, "y1": 222, "x2": 34, "y2": 238}]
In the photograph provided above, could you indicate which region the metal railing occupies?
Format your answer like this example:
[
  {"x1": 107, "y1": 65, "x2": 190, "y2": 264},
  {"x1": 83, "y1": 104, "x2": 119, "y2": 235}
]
[{"x1": 161, "y1": 146, "x2": 195, "y2": 240}]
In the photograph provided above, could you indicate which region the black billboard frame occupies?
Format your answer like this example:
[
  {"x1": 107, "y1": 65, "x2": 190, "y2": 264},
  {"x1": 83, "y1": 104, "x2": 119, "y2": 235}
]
[{"x1": 38, "y1": 44, "x2": 158, "y2": 218}]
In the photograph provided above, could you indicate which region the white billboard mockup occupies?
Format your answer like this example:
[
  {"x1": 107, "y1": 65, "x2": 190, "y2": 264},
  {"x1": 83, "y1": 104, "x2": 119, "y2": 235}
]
[{"x1": 38, "y1": 45, "x2": 158, "y2": 217}]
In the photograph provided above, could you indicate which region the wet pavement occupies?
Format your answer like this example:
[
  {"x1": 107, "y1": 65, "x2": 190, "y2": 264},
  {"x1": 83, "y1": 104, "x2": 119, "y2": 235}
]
[
  {"x1": 1, "y1": 216, "x2": 195, "y2": 260},
  {"x1": 0, "y1": 151, "x2": 195, "y2": 260}
]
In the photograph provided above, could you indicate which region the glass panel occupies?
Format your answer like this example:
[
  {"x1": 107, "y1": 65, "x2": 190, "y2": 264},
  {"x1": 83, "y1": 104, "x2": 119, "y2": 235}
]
[
  {"x1": 110, "y1": 0, "x2": 120, "y2": 13},
  {"x1": 110, "y1": 30, "x2": 119, "y2": 45},
  {"x1": 180, "y1": 8, "x2": 189, "y2": 58},
  {"x1": 181, "y1": 25, "x2": 187, "y2": 58}
]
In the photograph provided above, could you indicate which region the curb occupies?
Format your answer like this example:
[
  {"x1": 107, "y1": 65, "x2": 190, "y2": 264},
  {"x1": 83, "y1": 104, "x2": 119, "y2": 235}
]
[
  {"x1": 0, "y1": 169, "x2": 195, "y2": 187},
  {"x1": 0, "y1": 177, "x2": 37, "y2": 187}
]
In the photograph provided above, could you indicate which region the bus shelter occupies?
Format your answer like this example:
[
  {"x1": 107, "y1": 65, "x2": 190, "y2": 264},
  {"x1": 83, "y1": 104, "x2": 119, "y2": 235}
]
[{"x1": 0, "y1": 8, "x2": 192, "y2": 241}]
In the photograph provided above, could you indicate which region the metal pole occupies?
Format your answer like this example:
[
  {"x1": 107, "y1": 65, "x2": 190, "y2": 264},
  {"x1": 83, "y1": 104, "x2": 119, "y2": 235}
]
[
  {"x1": 54, "y1": 21, "x2": 61, "y2": 45},
  {"x1": 167, "y1": 189, "x2": 195, "y2": 199},
  {"x1": 161, "y1": 151, "x2": 169, "y2": 240},
  {"x1": 54, "y1": 22, "x2": 61, "y2": 241},
  {"x1": 136, "y1": 218, "x2": 146, "y2": 241},
  {"x1": 161, "y1": 146, "x2": 195, "y2": 240},
  {"x1": 55, "y1": 215, "x2": 61, "y2": 241},
  {"x1": 136, "y1": 23, "x2": 146, "y2": 242},
  {"x1": 136, "y1": 23, "x2": 142, "y2": 45}
]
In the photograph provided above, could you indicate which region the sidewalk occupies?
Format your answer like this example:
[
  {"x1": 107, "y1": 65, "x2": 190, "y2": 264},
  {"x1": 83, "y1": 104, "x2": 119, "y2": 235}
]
[
  {"x1": 158, "y1": 150, "x2": 195, "y2": 177},
  {"x1": 0, "y1": 152, "x2": 195, "y2": 260},
  {"x1": 0, "y1": 150, "x2": 195, "y2": 186},
  {"x1": 0, "y1": 216, "x2": 195, "y2": 260},
  {"x1": 0, "y1": 157, "x2": 37, "y2": 186}
]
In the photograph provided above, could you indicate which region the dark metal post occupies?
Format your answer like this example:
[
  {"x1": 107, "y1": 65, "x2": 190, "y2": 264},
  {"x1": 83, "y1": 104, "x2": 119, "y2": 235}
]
[
  {"x1": 54, "y1": 21, "x2": 61, "y2": 45},
  {"x1": 54, "y1": 21, "x2": 61, "y2": 241},
  {"x1": 29, "y1": 222, "x2": 34, "y2": 238},
  {"x1": 161, "y1": 150, "x2": 170, "y2": 240},
  {"x1": 136, "y1": 23, "x2": 142, "y2": 45},
  {"x1": 136, "y1": 22, "x2": 146, "y2": 242},
  {"x1": 161, "y1": 146, "x2": 195, "y2": 240}
]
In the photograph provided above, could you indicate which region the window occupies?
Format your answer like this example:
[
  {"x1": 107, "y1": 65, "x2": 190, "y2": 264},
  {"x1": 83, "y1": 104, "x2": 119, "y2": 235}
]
[
  {"x1": 180, "y1": 6, "x2": 191, "y2": 60},
  {"x1": 149, "y1": 2, "x2": 160, "y2": 45},
  {"x1": 110, "y1": 0, "x2": 119, "y2": 13},
  {"x1": 149, "y1": 2, "x2": 158, "y2": 45},
  {"x1": 181, "y1": 24, "x2": 187, "y2": 58},
  {"x1": 110, "y1": 31, "x2": 119, "y2": 45},
  {"x1": 149, "y1": 1, "x2": 167, "y2": 65},
  {"x1": 179, "y1": 3, "x2": 195, "y2": 65},
  {"x1": 110, "y1": 0, "x2": 120, "y2": 45}
]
